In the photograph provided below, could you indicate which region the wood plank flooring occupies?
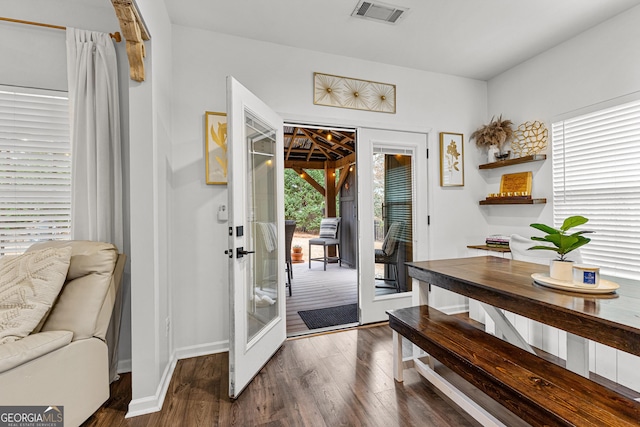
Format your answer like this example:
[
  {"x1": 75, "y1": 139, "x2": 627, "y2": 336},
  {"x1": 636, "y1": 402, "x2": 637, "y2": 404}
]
[{"x1": 81, "y1": 325, "x2": 478, "y2": 427}]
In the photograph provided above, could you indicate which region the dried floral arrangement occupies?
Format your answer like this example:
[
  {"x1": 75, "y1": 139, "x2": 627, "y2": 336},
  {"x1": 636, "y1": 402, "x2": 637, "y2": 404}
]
[{"x1": 471, "y1": 115, "x2": 514, "y2": 148}]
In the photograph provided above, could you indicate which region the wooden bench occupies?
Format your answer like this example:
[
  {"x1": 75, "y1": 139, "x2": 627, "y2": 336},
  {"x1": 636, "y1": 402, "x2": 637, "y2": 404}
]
[{"x1": 388, "y1": 305, "x2": 640, "y2": 427}]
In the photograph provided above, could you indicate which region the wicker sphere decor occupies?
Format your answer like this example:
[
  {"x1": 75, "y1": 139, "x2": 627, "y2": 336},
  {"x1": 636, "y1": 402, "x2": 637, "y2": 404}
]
[{"x1": 511, "y1": 121, "x2": 548, "y2": 157}]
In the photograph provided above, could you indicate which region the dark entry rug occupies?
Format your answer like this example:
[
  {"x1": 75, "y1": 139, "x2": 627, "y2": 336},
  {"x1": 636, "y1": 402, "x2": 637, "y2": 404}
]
[{"x1": 298, "y1": 303, "x2": 358, "y2": 330}]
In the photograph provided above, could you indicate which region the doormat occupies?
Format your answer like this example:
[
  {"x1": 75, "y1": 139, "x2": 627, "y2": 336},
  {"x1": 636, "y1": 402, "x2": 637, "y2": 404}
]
[{"x1": 298, "y1": 303, "x2": 358, "y2": 330}]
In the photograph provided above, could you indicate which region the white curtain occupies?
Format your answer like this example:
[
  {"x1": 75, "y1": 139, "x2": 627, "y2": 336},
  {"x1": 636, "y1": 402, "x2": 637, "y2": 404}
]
[
  {"x1": 66, "y1": 28, "x2": 123, "y2": 251},
  {"x1": 66, "y1": 28, "x2": 123, "y2": 383}
]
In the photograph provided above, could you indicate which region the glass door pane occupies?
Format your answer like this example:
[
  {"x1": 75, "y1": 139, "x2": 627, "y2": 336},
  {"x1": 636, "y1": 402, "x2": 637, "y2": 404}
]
[
  {"x1": 246, "y1": 111, "x2": 279, "y2": 343},
  {"x1": 373, "y1": 151, "x2": 413, "y2": 295}
]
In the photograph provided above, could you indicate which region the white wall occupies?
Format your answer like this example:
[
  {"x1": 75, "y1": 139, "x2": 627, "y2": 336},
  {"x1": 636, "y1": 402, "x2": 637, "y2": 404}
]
[
  {"x1": 169, "y1": 25, "x2": 489, "y2": 351},
  {"x1": 487, "y1": 5, "x2": 640, "y2": 391},
  {"x1": 487, "y1": 4, "x2": 640, "y2": 238},
  {"x1": 127, "y1": 0, "x2": 175, "y2": 416}
]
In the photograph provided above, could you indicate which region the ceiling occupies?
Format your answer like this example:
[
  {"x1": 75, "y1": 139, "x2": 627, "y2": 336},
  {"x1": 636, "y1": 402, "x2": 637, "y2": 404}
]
[
  {"x1": 284, "y1": 126, "x2": 356, "y2": 169},
  {"x1": 163, "y1": 0, "x2": 639, "y2": 81}
]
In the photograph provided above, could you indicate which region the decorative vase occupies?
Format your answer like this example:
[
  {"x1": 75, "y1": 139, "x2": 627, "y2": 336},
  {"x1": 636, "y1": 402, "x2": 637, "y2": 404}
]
[
  {"x1": 291, "y1": 252, "x2": 303, "y2": 262},
  {"x1": 292, "y1": 247, "x2": 302, "y2": 254},
  {"x1": 550, "y1": 260, "x2": 574, "y2": 282},
  {"x1": 487, "y1": 144, "x2": 500, "y2": 163}
]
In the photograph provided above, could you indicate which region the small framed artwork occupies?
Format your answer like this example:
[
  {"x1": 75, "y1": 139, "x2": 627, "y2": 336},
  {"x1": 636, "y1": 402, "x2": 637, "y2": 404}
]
[
  {"x1": 439, "y1": 132, "x2": 464, "y2": 187},
  {"x1": 205, "y1": 111, "x2": 228, "y2": 185}
]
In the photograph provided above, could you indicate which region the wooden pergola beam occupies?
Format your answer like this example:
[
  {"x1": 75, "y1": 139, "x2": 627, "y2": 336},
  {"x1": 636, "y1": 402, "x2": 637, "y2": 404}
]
[
  {"x1": 331, "y1": 153, "x2": 356, "y2": 170},
  {"x1": 285, "y1": 127, "x2": 298, "y2": 161},
  {"x1": 293, "y1": 167, "x2": 325, "y2": 197},
  {"x1": 285, "y1": 160, "x2": 326, "y2": 170},
  {"x1": 335, "y1": 166, "x2": 351, "y2": 193},
  {"x1": 111, "y1": 0, "x2": 150, "y2": 82}
]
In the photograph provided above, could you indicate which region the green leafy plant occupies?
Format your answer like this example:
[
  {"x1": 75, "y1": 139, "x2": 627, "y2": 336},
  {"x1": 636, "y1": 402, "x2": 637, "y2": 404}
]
[{"x1": 529, "y1": 215, "x2": 593, "y2": 261}]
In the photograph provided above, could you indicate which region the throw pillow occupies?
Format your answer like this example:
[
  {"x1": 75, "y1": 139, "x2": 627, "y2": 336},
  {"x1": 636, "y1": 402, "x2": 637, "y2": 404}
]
[
  {"x1": 0, "y1": 246, "x2": 72, "y2": 344},
  {"x1": 319, "y1": 218, "x2": 339, "y2": 238}
]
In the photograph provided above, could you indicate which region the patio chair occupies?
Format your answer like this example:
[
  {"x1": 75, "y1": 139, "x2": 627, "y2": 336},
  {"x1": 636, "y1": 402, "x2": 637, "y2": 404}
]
[
  {"x1": 375, "y1": 222, "x2": 403, "y2": 292},
  {"x1": 309, "y1": 217, "x2": 341, "y2": 270}
]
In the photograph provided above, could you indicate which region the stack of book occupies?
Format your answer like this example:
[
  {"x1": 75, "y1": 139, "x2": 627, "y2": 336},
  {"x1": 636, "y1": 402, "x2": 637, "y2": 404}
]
[{"x1": 486, "y1": 235, "x2": 510, "y2": 249}]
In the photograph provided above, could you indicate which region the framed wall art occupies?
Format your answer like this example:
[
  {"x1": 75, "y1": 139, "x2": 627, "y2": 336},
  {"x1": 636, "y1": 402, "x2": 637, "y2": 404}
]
[
  {"x1": 205, "y1": 111, "x2": 228, "y2": 185},
  {"x1": 439, "y1": 132, "x2": 464, "y2": 187}
]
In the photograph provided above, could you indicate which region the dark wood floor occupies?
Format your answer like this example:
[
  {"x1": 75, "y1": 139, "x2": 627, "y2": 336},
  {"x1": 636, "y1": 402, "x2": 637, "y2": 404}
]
[{"x1": 82, "y1": 325, "x2": 478, "y2": 427}]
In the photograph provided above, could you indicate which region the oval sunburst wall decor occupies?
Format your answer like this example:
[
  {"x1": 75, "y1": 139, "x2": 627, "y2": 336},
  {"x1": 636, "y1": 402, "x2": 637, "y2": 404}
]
[
  {"x1": 313, "y1": 72, "x2": 396, "y2": 113},
  {"x1": 512, "y1": 121, "x2": 548, "y2": 157}
]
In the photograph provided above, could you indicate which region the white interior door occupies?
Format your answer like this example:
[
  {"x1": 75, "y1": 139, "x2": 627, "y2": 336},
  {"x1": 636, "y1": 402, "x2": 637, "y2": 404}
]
[
  {"x1": 227, "y1": 76, "x2": 285, "y2": 398},
  {"x1": 358, "y1": 128, "x2": 428, "y2": 324}
]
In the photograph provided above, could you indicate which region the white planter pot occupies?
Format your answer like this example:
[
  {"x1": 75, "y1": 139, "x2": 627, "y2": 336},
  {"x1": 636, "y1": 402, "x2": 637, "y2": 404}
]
[
  {"x1": 487, "y1": 144, "x2": 500, "y2": 163},
  {"x1": 550, "y1": 260, "x2": 574, "y2": 282}
]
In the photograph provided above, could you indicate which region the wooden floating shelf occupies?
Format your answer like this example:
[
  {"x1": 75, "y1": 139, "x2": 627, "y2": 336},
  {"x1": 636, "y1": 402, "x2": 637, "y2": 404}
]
[
  {"x1": 467, "y1": 245, "x2": 511, "y2": 253},
  {"x1": 479, "y1": 154, "x2": 547, "y2": 169},
  {"x1": 480, "y1": 198, "x2": 546, "y2": 205}
]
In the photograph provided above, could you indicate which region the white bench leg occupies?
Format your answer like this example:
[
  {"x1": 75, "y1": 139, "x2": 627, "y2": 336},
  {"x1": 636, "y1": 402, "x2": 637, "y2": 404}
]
[
  {"x1": 393, "y1": 330, "x2": 403, "y2": 382},
  {"x1": 566, "y1": 333, "x2": 589, "y2": 377}
]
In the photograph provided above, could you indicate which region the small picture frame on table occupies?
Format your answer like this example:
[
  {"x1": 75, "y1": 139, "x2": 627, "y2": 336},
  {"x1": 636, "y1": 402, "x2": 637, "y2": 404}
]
[{"x1": 439, "y1": 132, "x2": 464, "y2": 187}]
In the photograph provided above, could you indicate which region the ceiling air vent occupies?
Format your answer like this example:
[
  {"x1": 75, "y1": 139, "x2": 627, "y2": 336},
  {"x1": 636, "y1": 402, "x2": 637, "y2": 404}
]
[{"x1": 351, "y1": 1, "x2": 408, "y2": 24}]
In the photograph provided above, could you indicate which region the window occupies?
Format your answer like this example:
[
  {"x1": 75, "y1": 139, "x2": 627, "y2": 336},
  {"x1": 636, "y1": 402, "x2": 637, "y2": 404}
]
[
  {"x1": 552, "y1": 99, "x2": 640, "y2": 280},
  {"x1": 0, "y1": 86, "x2": 71, "y2": 256}
]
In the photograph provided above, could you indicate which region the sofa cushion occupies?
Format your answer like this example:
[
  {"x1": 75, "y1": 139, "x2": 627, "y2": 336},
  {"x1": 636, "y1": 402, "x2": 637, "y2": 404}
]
[
  {"x1": 0, "y1": 247, "x2": 72, "y2": 344},
  {"x1": 0, "y1": 330, "x2": 73, "y2": 373},
  {"x1": 27, "y1": 241, "x2": 118, "y2": 341}
]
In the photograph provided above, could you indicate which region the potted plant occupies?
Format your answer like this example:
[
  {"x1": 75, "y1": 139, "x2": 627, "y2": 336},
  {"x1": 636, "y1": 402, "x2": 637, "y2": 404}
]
[
  {"x1": 528, "y1": 215, "x2": 593, "y2": 281},
  {"x1": 291, "y1": 245, "x2": 303, "y2": 262},
  {"x1": 471, "y1": 115, "x2": 514, "y2": 163}
]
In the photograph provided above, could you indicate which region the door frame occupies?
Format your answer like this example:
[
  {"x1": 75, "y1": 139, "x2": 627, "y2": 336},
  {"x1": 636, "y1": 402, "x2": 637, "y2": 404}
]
[
  {"x1": 357, "y1": 128, "x2": 429, "y2": 324},
  {"x1": 283, "y1": 114, "x2": 432, "y2": 325}
]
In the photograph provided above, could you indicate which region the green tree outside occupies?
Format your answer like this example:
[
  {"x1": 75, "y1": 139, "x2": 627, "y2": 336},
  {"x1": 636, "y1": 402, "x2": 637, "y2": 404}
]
[{"x1": 284, "y1": 169, "x2": 325, "y2": 232}]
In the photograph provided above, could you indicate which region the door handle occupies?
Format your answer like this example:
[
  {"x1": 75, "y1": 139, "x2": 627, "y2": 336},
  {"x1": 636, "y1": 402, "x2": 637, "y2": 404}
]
[{"x1": 236, "y1": 247, "x2": 255, "y2": 258}]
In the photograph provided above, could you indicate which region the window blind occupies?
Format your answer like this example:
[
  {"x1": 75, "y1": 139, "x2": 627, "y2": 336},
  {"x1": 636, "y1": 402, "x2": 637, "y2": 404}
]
[
  {"x1": 552, "y1": 99, "x2": 640, "y2": 280},
  {"x1": 0, "y1": 86, "x2": 70, "y2": 256}
]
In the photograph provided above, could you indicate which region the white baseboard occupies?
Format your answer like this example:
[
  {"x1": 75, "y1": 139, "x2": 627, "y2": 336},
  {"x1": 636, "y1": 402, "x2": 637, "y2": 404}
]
[
  {"x1": 437, "y1": 303, "x2": 468, "y2": 315},
  {"x1": 174, "y1": 340, "x2": 229, "y2": 361},
  {"x1": 125, "y1": 340, "x2": 229, "y2": 419},
  {"x1": 126, "y1": 356, "x2": 177, "y2": 418},
  {"x1": 117, "y1": 358, "x2": 132, "y2": 374}
]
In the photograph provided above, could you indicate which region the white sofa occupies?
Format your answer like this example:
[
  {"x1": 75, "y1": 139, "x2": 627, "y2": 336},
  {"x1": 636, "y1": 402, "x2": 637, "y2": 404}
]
[{"x1": 0, "y1": 241, "x2": 125, "y2": 427}]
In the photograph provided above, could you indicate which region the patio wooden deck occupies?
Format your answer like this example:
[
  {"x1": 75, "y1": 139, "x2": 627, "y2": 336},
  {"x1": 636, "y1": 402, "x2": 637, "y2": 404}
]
[{"x1": 286, "y1": 261, "x2": 358, "y2": 335}]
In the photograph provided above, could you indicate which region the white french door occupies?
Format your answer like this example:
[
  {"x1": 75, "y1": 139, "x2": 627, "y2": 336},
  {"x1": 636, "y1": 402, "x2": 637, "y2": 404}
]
[
  {"x1": 227, "y1": 76, "x2": 286, "y2": 398},
  {"x1": 358, "y1": 128, "x2": 428, "y2": 324}
]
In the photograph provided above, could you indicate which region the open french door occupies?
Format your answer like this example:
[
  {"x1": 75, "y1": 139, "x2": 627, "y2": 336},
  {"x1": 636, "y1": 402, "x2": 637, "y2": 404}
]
[
  {"x1": 358, "y1": 128, "x2": 428, "y2": 324},
  {"x1": 227, "y1": 76, "x2": 286, "y2": 398}
]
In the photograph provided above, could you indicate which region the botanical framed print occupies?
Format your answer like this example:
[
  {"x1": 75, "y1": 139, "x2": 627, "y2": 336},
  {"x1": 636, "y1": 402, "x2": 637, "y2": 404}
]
[
  {"x1": 205, "y1": 111, "x2": 228, "y2": 185},
  {"x1": 439, "y1": 132, "x2": 464, "y2": 187}
]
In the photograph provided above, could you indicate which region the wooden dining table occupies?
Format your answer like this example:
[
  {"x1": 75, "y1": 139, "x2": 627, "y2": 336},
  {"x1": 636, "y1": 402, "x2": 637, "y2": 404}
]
[{"x1": 407, "y1": 256, "x2": 640, "y2": 360}]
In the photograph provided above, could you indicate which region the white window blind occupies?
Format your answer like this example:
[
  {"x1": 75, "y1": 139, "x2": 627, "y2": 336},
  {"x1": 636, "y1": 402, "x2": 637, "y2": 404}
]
[
  {"x1": 0, "y1": 86, "x2": 70, "y2": 256},
  {"x1": 552, "y1": 99, "x2": 640, "y2": 280}
]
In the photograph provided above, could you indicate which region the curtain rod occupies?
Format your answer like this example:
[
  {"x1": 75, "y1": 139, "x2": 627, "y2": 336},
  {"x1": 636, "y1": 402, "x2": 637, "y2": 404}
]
[{"x1": 0, "y1": 17, "x2": 122, "y2": 42}]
